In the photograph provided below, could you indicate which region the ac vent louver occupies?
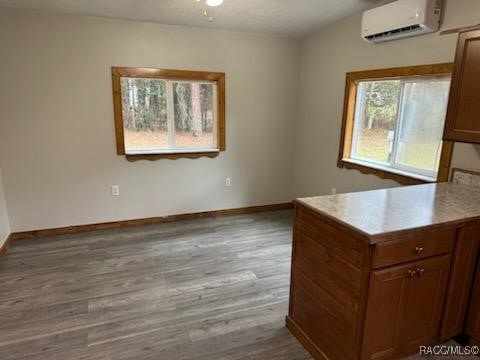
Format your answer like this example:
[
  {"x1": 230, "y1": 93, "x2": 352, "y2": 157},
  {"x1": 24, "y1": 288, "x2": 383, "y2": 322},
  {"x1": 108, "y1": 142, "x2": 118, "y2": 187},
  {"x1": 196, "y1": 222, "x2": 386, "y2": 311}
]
[
  {"x1": 362, "y1": 0, "x2": 442, "y2": 43},
  {"x1": 365, "y1": 24, "x2": 422, "y2": 41}
]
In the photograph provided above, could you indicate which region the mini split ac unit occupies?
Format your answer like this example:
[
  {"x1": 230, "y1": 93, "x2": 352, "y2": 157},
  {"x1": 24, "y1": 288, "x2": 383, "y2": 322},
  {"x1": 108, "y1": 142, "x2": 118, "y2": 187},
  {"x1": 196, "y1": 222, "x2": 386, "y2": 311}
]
[{"x1": 362, "y1": 0, "x2": 442, "y2": 43}]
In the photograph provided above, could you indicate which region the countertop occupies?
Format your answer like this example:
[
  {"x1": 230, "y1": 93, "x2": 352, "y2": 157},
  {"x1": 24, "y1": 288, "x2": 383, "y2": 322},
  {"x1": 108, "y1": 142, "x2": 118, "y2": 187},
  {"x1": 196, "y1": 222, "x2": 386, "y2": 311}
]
[{"x1": 295, "y1": 183, "x2": 480, "y2": 243}]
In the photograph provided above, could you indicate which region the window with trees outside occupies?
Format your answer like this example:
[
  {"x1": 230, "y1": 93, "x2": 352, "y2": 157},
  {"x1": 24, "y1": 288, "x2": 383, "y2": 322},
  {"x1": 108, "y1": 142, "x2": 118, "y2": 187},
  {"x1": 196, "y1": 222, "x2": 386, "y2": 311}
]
[
  {"x1": 112, "y1": 67, "x2": 225, "y2": 159},
  {"x1": 338, "y1": 63, "x2": 455, "y2": 185}
]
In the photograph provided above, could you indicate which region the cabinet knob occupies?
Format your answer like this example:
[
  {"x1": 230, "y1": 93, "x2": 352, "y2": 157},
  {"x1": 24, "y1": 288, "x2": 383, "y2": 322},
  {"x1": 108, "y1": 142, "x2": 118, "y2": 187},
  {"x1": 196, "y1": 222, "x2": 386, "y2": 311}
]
[
  {"x1": 415, "y1": 246, "x2": 424, "y2": 254},
  {"x1": 417, "y1": 268, "x2": 425, "y2": 277},
  {"x1": 408, "y1": 270, "x2": 417, "y2": 277}
]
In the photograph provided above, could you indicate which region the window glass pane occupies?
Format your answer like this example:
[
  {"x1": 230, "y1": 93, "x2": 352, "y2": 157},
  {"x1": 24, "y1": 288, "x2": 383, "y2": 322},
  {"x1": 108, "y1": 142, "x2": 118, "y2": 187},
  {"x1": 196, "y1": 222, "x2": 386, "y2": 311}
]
[
  {"x1": 351, "y1": 80, "x2": 401, "y2": 163},
  {"x1": 394, "y1": 78, "x2": 451, "y2": 172},
  {"x1": 121, "y1": 77, "x2": 168, "y2": 152},
  {"x1": 173, "y1": 82, "x2": 216, "y2": 148}
]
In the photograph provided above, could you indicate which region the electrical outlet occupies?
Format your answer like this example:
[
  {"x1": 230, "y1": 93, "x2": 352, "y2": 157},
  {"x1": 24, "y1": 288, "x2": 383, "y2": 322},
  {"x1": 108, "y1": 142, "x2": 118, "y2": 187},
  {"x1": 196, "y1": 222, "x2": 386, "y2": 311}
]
[
  {"x1": 111, "y1": 185, "x2": 120, "y2": 196},
  {"x1": 225, "y1": 177, "x2": 232, "y2": 187}
]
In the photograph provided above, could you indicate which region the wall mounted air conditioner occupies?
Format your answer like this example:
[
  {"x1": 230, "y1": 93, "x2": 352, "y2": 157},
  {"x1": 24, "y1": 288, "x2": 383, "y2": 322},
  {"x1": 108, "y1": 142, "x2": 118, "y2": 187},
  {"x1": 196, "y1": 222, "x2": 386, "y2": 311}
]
[{"x1": 362, "y1": 0, "x2": 442, "y2": 43}]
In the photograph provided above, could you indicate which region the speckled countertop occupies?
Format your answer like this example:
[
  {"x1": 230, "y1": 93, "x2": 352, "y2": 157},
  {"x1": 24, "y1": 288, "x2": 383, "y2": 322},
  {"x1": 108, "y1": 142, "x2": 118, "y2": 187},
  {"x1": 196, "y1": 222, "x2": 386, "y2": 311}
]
[{"x1": 296, "y1": 183, "x2": 480, "y2": 244}]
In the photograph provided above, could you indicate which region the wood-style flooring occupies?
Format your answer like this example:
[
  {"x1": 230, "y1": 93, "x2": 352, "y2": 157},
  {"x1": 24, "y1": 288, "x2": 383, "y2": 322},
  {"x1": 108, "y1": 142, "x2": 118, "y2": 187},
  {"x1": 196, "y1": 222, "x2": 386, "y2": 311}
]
[
  {"x1": 0, "y1": 210, "x2": 311, "y2": 360},
  {"x1": 0, "y1": 210, "x2": 474, "y2": 360}
]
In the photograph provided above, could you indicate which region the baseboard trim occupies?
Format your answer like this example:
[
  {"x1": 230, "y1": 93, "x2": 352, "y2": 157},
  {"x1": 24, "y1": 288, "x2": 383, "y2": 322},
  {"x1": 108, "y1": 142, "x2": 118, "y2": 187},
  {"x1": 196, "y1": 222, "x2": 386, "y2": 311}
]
[
  {"x1": 10, "y1": 202, "x2": 293, "y2": 241},
  {"x1": 286, "y1": 316, "x2": 329, "y2": 360},
  {"x1": 0, "y1": 234, "x2": 13, "y2": 256}
]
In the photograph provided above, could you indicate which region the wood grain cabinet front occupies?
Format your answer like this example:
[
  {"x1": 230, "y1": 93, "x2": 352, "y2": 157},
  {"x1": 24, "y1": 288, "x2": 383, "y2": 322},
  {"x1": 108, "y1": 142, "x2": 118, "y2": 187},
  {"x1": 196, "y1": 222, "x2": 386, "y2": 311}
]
[
  {"x1": 287, "y1": 204, "x2": 478, "y2": 360},
  {"x1": 443, "y1": 27, "x2": 480, "y2": 143},
  {"x1": 466, "y1": 260, "x2": 480, "y2": 346},
  {"x1": 371, "y1": 230, "x2": 455, "y2": 269},
  {"x1": 361, "y1": 255, "x2": 451, "y2": 360},
  {"x1": 441, "y1": 225, "x2": 480, "y2": 340}
]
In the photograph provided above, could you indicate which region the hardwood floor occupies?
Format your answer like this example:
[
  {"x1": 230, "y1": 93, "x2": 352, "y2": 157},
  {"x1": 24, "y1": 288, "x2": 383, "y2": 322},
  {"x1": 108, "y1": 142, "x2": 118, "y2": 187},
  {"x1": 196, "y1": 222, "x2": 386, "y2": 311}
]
[{"x1": 0, "y1": 210, "x2": 312, "y2": 360}]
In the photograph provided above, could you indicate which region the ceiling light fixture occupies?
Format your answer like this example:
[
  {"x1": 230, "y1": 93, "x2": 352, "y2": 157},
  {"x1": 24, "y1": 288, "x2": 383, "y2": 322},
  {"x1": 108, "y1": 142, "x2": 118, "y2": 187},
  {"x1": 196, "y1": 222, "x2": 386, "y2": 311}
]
[
  {"x1": 206, "y1": 0, "x2": 223, "y2": 6},
  {"x1": 195, "y1": 0, "x2": 223, "y2": 23}
]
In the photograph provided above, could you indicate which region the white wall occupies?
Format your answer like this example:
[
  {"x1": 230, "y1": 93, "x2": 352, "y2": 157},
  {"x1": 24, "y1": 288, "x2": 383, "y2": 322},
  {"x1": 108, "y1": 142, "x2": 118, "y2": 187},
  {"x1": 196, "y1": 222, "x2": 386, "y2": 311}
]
[
  {"x1": 0, "y1": 8, "x2": 300, "y2": 232},
  {"x1": 294, "y1": 0, "x2": 480, "y2": 197},
  {"x1": 0, "y1": 168, "x2": 11, "y2": 245}
]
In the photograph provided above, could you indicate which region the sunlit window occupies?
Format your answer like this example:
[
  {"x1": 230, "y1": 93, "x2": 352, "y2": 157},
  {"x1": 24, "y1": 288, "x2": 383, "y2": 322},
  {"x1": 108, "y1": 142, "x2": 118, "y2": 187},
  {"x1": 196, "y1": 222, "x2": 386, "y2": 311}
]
[
  {"x1": 338, "y1": 64, "x2": 453, "y2": 183},
  {"x1": 112, "y1": 68, "x2": 225, "y2": 158}
]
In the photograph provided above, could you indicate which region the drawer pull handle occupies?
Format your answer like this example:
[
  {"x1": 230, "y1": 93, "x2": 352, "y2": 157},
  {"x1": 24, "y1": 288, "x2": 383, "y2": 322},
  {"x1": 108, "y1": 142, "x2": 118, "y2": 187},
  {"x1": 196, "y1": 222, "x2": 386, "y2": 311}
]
[
  {"x1": 417, "y1": 268, "x2": 425, "y2": 277},
  {"x1": 408, "y1": 270, "x2": 417, "y2": 277},
  {"x1": 415, "y1": 246, "x2": 424, "y2": 254}
]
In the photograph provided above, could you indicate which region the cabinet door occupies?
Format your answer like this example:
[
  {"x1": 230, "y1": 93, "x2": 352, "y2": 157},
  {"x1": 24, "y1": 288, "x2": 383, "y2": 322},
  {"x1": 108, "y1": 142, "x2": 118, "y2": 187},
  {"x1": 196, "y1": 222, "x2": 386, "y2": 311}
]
[
  {"x1": 362, "y1": 255, "x2": 451, "y2": 360},
  {"x1": 441, "y1": 225, "x2": 480, "y2": 340},
  {"x1": 444, "y1": 28, "x2": 480, "y2": 143},
  {"x1": 400, "y1": 255, "x2": 451, "y2": 354},
  {"x1": 467, "y1": 261, "x2": 480, "y2": 345},
  {"x1": 361, "y1": 262, "x2": 409, "y2": 360}
]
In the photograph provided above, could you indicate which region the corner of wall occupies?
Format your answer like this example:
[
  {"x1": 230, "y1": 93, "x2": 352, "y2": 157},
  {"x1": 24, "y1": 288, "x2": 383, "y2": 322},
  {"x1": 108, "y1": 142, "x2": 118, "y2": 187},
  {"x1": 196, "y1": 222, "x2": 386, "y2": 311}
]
[
  {"x1": 292, "y1": 0, "x2": 480, "y2": 198},
  {"x1": 0, "y1": 167, "x2": 12, "y2": 248}
]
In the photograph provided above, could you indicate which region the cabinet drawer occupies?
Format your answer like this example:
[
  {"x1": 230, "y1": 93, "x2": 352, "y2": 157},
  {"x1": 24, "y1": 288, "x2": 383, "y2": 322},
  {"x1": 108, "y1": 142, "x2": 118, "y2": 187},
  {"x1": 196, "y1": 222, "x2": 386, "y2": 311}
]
[{"x1": 372, "y1": 230, "x2": 455, "y2": 268}]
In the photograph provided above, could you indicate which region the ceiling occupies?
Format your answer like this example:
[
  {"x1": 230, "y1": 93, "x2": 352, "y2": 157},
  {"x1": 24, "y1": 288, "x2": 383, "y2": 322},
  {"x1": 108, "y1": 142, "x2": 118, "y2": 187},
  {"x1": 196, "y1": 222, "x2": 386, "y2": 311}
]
[{"x1": 0, "y1": 0, "x2": 381, "y2": 37}]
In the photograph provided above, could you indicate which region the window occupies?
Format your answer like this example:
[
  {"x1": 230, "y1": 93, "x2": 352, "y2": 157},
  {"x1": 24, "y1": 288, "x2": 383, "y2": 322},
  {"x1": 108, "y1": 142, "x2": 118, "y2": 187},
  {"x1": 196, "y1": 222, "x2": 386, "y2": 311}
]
[
  {"x1": 338, "y1": 64, "x2": 454, "y2": 184},
  {"x1": 112, "y1": 67, "x2": 225, "y2": 159}
]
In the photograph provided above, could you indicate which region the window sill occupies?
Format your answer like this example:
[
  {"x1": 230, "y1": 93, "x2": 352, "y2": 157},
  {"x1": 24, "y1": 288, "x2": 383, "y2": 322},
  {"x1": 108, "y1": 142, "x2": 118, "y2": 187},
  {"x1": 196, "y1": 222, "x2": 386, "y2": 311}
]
[
  {"x1": 338, "y1": 158, "x2": 436, "y2": 185},
  {"x1": 125, "y1": 149, "x2": 220, "y2": 161}
]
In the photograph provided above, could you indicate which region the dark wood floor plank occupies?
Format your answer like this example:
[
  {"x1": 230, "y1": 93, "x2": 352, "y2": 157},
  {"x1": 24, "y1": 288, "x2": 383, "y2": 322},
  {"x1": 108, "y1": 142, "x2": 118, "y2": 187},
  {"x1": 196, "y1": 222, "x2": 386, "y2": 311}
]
[{"x1": 0, "y1": 329, "x2": 88, "y2": 360}]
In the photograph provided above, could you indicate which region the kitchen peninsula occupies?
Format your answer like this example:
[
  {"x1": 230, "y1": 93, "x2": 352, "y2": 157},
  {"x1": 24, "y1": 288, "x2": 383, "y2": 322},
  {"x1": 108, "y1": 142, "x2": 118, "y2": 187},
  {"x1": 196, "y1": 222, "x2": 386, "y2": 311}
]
[{"x1": 287, "y1": 183, "x2": 480, "y2": 360}]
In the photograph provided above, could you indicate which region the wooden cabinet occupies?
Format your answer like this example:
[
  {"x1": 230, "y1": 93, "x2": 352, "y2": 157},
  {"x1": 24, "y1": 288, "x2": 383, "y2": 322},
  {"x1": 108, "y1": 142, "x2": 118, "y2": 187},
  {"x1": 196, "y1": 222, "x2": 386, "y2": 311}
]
[
  {"x1": 287, "y1": 204, "x2": 479, "y2": 360},
  {"x1": 371, "y1": 230, "x2": 454, "y2": 269},
  {"x1": 362, "y1": 256, "x2": 451, "y2": 360},
  {"x1": 441, "y1": 225, "x2": 480, "y2": 340},
  {"x1": 467, "y1": 260, "x2": 480, "y2": 346},
  {"x1": 444, "y1": 27, "x2": 480, "y2": 143},
  {"x1": 288, "y1": 207, "x2": 369, "y2": 360},
  {"x1": 401, "y1": 256, "x2": 450, "y2": 353}
]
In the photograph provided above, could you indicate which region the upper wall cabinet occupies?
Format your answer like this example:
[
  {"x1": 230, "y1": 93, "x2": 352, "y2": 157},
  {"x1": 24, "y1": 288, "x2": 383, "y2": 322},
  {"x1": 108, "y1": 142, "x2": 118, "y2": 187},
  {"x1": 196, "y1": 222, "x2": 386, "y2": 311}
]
[{"x1": 444, "y1": 27, "x2": 480, "y2": 143}]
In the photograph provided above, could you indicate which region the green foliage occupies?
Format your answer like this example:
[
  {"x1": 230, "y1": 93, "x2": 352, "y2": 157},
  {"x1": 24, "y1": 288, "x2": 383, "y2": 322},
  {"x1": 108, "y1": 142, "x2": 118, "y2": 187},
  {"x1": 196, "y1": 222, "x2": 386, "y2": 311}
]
[
  {"x1": 362, "y1": 79, "x2": 450, "y2": 132},
  {"x1": 121, "y1": 78, "x2": 167, "y2": 131},
  {"x1": 363, "y1": 80, "x2": 400, "y2": 130},
  {"x1": 121, "y1": 78, "x2": 214, "y2": 133}
]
